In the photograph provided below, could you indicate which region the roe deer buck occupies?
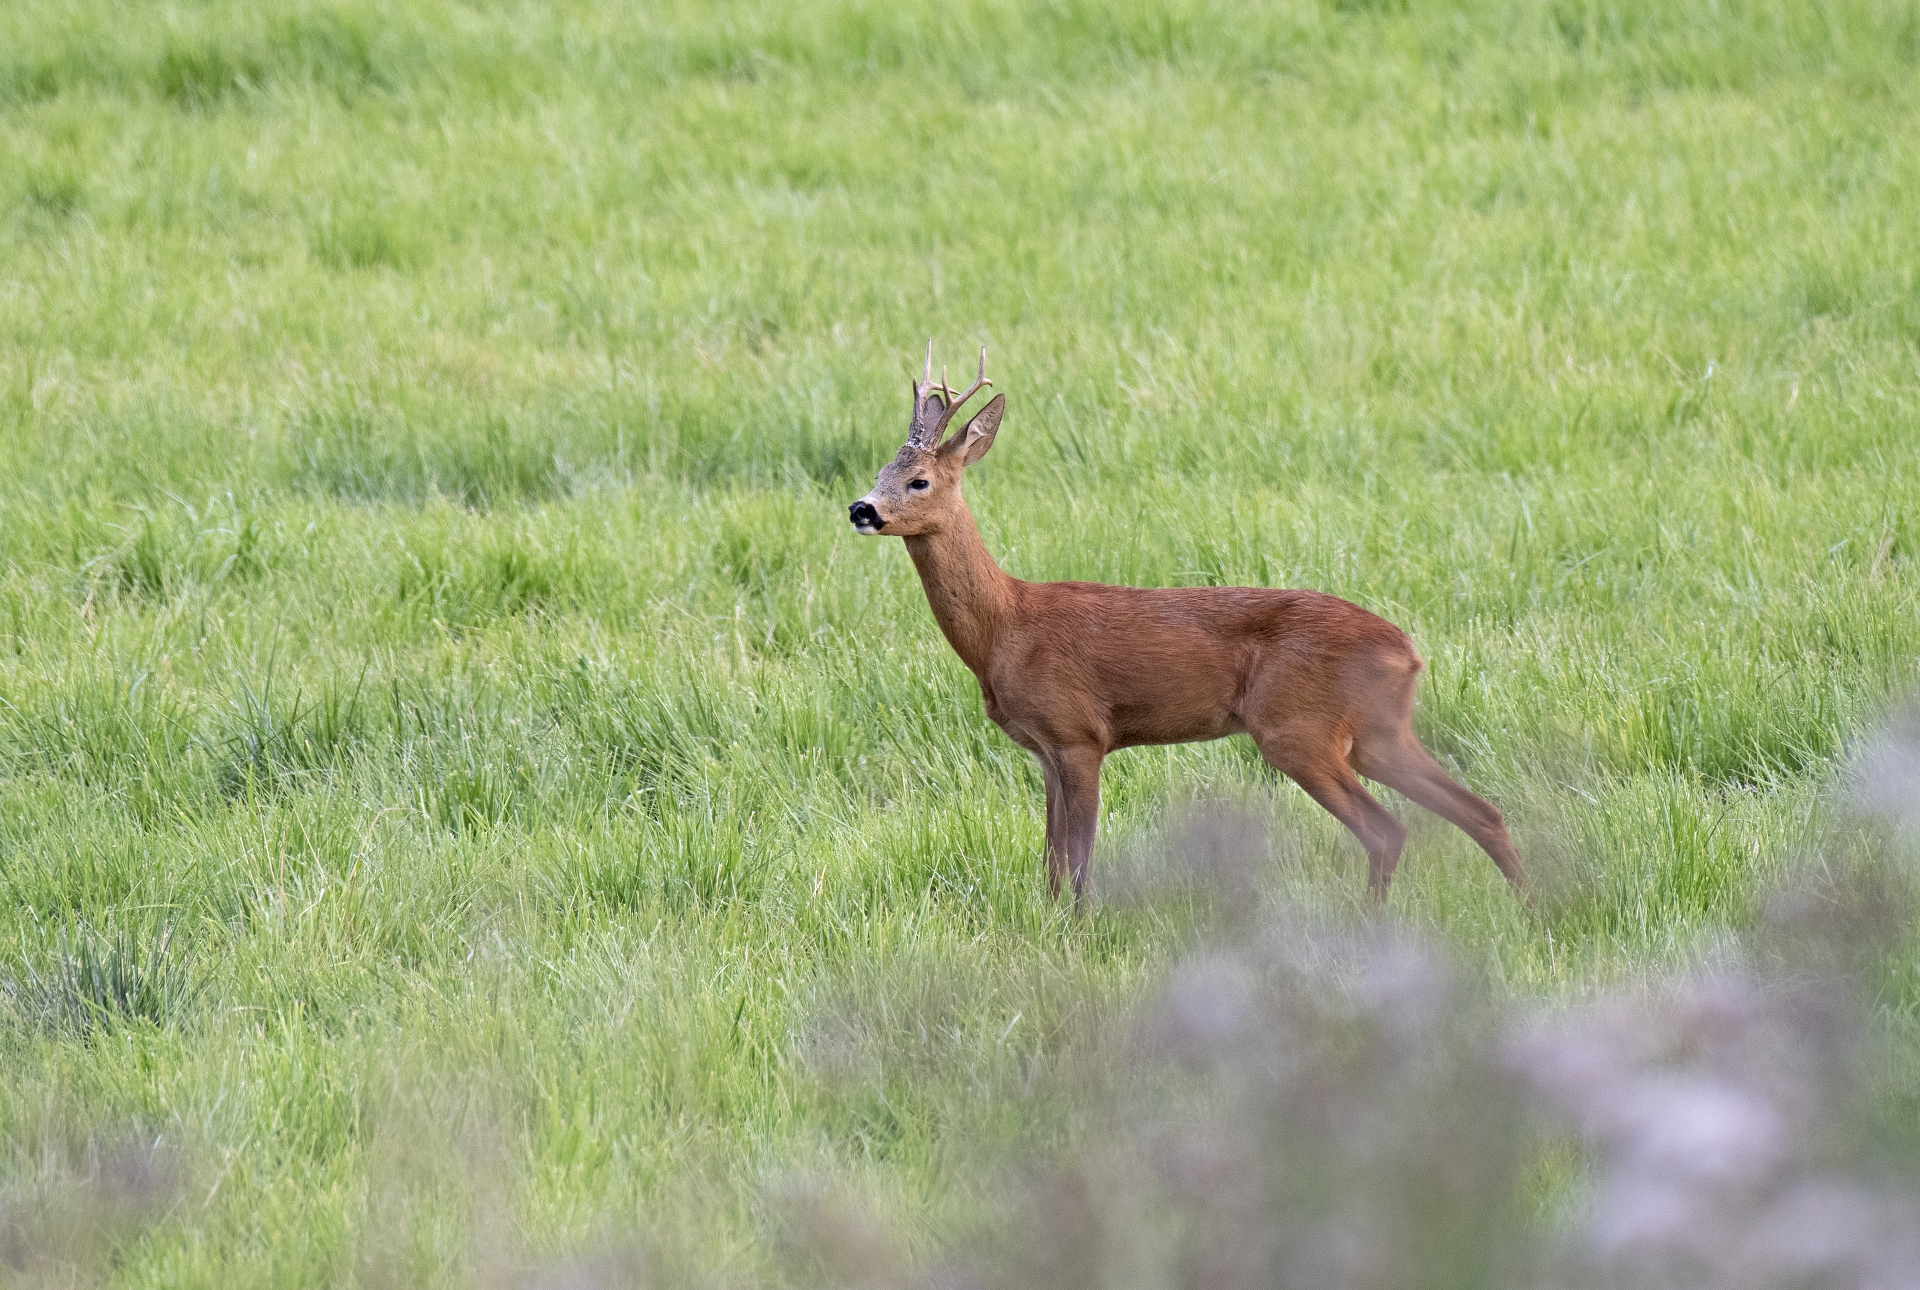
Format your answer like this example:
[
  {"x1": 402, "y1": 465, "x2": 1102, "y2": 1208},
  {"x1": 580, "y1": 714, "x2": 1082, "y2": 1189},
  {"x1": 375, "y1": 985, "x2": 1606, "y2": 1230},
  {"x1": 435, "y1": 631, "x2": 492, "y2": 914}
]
[{"x1": 848, "y1": 343, "x2": 1529, "y2": 904}]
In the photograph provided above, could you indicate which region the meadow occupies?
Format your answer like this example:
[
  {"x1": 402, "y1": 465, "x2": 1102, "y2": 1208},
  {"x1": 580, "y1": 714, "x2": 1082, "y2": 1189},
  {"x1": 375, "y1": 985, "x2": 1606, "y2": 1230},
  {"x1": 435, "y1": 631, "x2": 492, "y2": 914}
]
[{"x1": 2, "y1": 0, "x2": 1920, "y2": 1282}]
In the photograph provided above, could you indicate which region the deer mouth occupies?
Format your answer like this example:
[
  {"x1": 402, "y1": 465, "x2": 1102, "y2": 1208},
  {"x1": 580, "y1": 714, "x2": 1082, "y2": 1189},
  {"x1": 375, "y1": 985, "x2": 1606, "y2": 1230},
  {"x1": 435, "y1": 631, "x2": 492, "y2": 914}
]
[{"x1": 848, "y1": 500, "x2": 885, "y2": 534}]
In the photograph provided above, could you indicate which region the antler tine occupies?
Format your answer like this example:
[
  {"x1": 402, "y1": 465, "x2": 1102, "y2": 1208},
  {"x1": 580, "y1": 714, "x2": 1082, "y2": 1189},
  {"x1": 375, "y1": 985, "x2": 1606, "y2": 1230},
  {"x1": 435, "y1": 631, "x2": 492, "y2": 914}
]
[{"x1": 932, "y1": 346, "x2": 992, "y2": 440}]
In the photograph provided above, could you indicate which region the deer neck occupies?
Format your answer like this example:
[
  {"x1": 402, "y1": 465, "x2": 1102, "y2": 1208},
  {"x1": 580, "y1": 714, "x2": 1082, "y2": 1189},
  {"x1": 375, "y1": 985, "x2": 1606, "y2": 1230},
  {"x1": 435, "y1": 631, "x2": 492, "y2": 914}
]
[{"x1": 904, "y1": 501, "x2": 1014, "y2": 676}]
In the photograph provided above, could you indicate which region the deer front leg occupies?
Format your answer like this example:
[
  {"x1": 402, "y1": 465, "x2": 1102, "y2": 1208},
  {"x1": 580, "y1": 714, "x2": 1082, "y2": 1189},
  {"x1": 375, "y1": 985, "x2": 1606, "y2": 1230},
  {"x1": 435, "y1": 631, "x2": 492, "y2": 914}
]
[{"x1": 1041, "y1": 747, "x2": 1103, "y2": 902}]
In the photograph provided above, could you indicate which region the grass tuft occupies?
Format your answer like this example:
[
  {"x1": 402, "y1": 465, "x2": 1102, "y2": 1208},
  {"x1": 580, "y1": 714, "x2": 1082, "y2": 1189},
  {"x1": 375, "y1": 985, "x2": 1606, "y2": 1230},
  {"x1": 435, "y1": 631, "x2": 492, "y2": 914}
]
[
  {"x1": 3, "y1": 918, "x2": 204, "y2": 1037},
  {"x1": 287, "y1": 405, "x2": 566, "y2": 507},
  {"x1": 216, "y1": 671, "x2": 367, "y2": 798}
]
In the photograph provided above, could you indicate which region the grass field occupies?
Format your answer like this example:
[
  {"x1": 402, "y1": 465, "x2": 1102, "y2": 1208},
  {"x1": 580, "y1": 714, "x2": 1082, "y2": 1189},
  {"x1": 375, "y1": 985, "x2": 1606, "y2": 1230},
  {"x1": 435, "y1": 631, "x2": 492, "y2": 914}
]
[{"x1": 3, "y1": 0, "x2": 1920, "y2": 1282}]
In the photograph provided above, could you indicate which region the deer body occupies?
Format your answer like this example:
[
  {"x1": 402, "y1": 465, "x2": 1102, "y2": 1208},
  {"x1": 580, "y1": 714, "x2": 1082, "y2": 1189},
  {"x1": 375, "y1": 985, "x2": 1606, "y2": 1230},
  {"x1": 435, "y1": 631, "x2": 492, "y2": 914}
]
[{"x1": 853, "y1": 345, "x2": 1528, "y2": 903}]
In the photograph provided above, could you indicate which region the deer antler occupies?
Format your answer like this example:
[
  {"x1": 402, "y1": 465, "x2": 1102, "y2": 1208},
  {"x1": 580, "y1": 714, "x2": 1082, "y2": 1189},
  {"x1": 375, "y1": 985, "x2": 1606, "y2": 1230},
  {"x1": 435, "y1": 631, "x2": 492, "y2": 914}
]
[
  {"x1": 907, "y1": 342, "x2": 992, "y2": 449},
  {"x1": 907, "y1": 339, "x2": 945, "y2": 448},
  {"x1": 933, "y1": 347, "x2": 991, "y2": 444}
]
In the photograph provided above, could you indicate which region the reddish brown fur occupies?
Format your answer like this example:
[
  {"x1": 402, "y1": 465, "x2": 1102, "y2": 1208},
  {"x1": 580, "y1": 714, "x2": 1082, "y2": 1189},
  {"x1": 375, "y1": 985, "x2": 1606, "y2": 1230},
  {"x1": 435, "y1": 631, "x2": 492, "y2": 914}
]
[{"x1": 851, "y1": 347, "x2": 1528, "y2": 903}]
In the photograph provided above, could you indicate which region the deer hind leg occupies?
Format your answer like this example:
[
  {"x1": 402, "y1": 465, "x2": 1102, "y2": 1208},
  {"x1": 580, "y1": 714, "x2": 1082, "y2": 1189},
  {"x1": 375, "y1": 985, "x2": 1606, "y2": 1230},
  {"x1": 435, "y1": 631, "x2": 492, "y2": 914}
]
[
  {"x1": 1256, "y1": 729, "x2": 1407, "y2": 901},
  {"x1": 1358, "y1": 735, "x2": 1529, "y2": 897},
  {"x1": 1040, "y1": 746, "x2": 1103, "y2": 903}
]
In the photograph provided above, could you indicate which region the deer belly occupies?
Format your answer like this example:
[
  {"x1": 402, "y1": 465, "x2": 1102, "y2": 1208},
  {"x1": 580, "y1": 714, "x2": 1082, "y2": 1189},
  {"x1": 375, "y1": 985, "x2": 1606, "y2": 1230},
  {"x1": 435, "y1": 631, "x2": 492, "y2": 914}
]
[
  {"x1": 1100, "y1": 658, "x2": 1245, "y2": 747},
  {"x1": 987, "y1": 641, "x2": 1240, "y2": 750},
  {"x1": 1106, "y1": 698, "x2": 1244, "y2": 748}
]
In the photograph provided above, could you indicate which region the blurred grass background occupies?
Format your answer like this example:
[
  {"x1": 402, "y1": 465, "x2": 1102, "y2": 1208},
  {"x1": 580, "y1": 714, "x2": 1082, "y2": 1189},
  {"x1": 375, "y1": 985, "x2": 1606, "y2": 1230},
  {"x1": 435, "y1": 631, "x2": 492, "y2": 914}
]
[{"x1": 2, "y1": 0, "x2": 1918, "y2": 1281}]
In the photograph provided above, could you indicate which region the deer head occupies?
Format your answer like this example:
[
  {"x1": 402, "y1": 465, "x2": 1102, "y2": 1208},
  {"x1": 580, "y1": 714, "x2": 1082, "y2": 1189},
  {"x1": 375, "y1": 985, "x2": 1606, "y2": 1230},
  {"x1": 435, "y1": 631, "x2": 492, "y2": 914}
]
[{"x1": 849, "y1": 341, "x2": 1005, "y2": 537}]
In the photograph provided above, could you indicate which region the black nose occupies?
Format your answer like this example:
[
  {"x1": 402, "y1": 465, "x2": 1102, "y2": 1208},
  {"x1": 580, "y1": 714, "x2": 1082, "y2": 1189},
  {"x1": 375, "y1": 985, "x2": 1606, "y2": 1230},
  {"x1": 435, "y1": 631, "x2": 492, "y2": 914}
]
[{"x1": 848, "y1": 500, "x2": 883, "y2": 530}]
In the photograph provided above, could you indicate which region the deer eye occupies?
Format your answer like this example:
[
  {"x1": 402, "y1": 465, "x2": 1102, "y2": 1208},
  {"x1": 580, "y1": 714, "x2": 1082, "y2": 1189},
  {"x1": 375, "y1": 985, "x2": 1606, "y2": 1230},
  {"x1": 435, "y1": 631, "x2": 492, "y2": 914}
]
[{"x1": 909, "y1": 479, "x2": 930, "y2": 491}]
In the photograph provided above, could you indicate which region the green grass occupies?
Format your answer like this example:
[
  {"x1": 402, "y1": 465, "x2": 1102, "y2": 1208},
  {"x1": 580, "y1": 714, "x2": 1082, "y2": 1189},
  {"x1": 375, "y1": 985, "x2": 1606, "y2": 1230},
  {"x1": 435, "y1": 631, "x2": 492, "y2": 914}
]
[{"x1": 1, "y1": 0, "x2": 1918, "y2": 1281}]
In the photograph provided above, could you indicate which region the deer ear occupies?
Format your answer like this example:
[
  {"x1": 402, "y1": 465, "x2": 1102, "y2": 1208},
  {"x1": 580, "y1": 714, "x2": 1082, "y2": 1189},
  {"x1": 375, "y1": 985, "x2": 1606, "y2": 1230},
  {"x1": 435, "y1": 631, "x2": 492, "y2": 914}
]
[{"x1": 940, "y1": 393, "x2": 1004, "y2": 467}]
